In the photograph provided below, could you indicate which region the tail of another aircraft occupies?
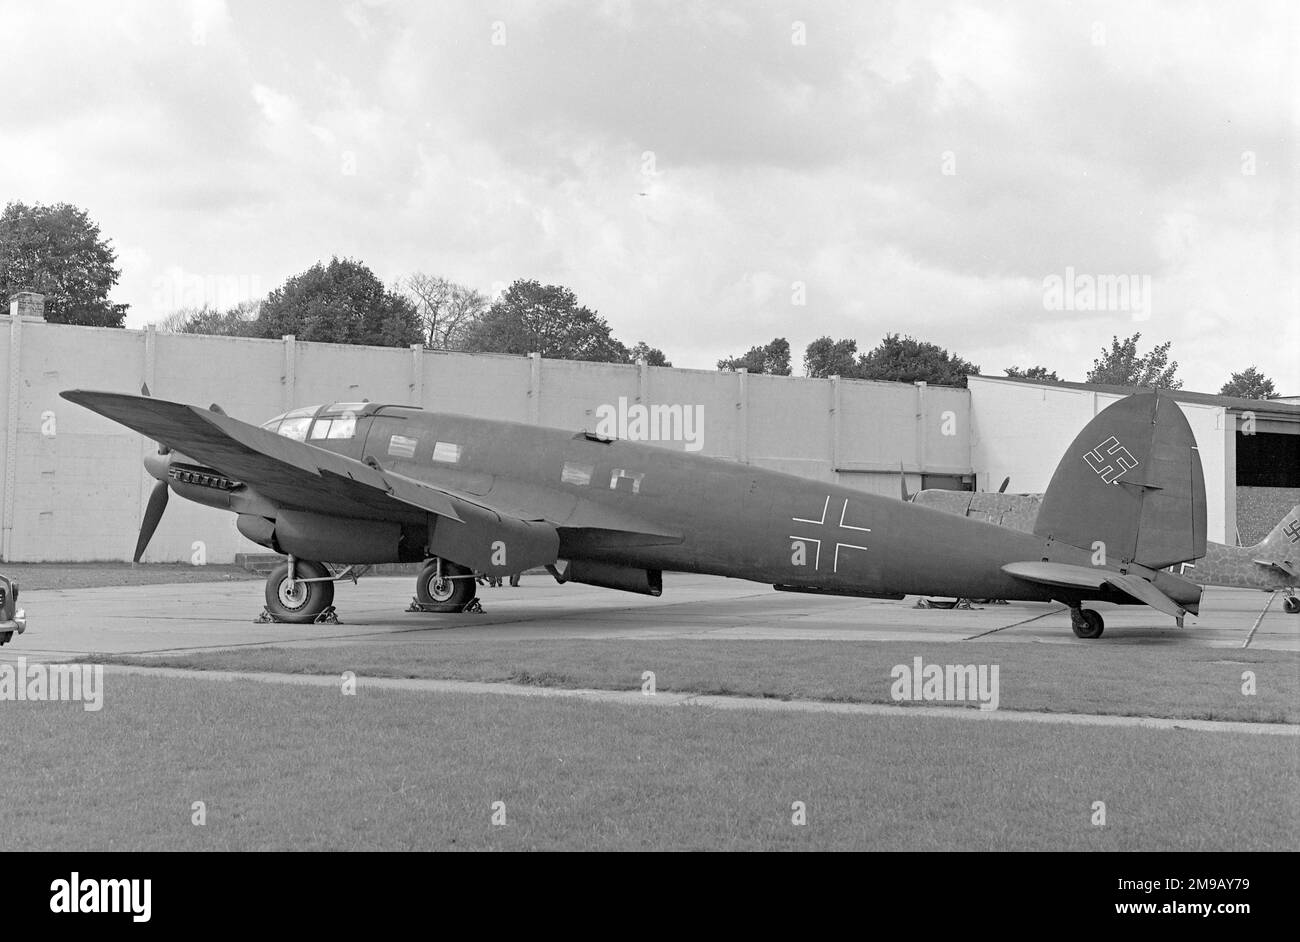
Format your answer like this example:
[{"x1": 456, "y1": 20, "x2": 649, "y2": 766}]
[
  {"x1": 1034, "y1": 392, "x2": 1206, "y2": 570},
  {"x1": 1246, "y1": 505, "x2": 1300, "y2": 555}
]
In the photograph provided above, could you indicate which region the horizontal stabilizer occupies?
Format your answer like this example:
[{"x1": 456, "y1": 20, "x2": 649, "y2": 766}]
[
  {"x1": 1001, "y1": 561, "x2": 1107, "y2": 590},
  {"x1": 1255, "y1": 559, "x2": 1299, "y2": 578},
  {"x1": 1103, "y1": 571, "x2": 1186, "y2": 617},
  {"x1": 1002, "y1": 561, "x2": 1193, "y2": 616}
]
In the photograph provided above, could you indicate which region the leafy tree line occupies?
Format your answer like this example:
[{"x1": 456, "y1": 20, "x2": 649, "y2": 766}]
[
  {"x1": 723, "y1": 329, "x2": 1280, "y2": 398},
  {"x1": 155, "y1": 265, "x2": 673, "y2": 365},
  {"x1": 0, "y1": 200, "x2": 1282, "y2": 397}
]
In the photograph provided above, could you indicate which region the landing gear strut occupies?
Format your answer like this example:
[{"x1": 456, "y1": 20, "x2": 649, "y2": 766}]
[
  {"x1": 1070, "y1": 606, "x2": 1105, "y2": 639},
  {"x1": 263, "y1": 558, "x2": 335, "y2": 623},
  {"x1": 411, "y1": 558, "x2": 478, "y2": 613}
]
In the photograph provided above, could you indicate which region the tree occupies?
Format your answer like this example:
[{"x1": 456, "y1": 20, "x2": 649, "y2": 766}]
[
  {"x1": 463, "y1": 279, "x2": 631, "y2": 362},
  {"x1": 803, "y1": 337, "x2": 860, "y2": 378},
  {"x1": 1086, "y1": 333, "x2": 1182, "y2": 389},
  {"x1": 1219, "y1": 366, "x2": 1277, "y2": 399},
  {"x1": 400, "y1": 272, "x2": 490, "y2": 350},
  {"x1": 628, "y1": 341, "x2": 672, "y2": 367},
  {"x1": 254, "y1": 258, "x2": 423, "y2": 347},
  {"x1": 154, "y1": 300, "x2": 261, "y2": 337},
  {"x1": 718, "y1": 337, "x2": 792, "y2": 375},
  {"x1": 0, "y1": 201, "x2": 128, "y2": 326},
  {"x1": 1004, "y1": 365, "x2": 1060, "y2": 382},
  {"x1": 856, "y1": 333, "x2": 979, "y2": 387}
]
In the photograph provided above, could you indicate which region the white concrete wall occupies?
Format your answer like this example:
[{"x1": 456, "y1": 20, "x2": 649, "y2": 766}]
[
  {"x1": 1, "y1": 318, "x2": 975, "y2": 562},
  {"x1": 967, "y1": 376, "x2": 1230, "y2": 543}
]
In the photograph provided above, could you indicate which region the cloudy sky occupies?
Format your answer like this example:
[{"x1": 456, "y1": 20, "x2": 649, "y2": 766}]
[{"x1": 2, "y1": 0, "x2": 1295, "y2": 392}]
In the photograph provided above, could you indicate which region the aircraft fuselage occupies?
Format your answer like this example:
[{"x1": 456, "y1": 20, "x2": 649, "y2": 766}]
[{"x1": 214, "y1": 408, "x2": 1189, "y2": 608}]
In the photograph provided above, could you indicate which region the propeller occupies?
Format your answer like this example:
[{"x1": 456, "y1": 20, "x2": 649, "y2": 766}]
[
  {"x1": 899, "y1": 463, "x2": 912, "y2": 502},
  {"x1": 998, "y1": 476, "x2": 1010, "y2": 494},
  {"x1": 134, "y1": 478, "x2": 170, "y2": 563},
  {"x1": 134, "y1": 382, "x2": 172, "y2": 562},
  {"x1": 131, "y1": 388, "x2": 229, "y2": 561}
]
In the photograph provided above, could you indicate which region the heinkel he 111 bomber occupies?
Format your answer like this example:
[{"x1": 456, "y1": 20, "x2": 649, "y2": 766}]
[{"x1": 63, "y1": 387, "x2": 1209, "y2": 639}]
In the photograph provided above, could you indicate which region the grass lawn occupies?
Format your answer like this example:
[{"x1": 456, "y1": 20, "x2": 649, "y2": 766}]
[
  {"x1": 1, "y1": 562, "x2": 260, "y2": 590},
  {"x1": 1, "y1": 675, "x2": 1294, "y2": 851},
  {"x1": 96, "y1": 638, "x2": 1300, "y2": 724}
]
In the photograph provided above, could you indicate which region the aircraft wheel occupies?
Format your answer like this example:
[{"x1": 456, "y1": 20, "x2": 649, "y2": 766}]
[
  {"x1": 416, "y1": 560, "x2": 475, "y2": 612},
  {"x1": 264, "y1": 560, "x2": 334, "y2": 623},
  {"x1": 1284, "y1": 596, "x2": 1300, "y2": 615},
  {"x1": 1071, "y1": 608, "x2": 1105, "y2": 639}
]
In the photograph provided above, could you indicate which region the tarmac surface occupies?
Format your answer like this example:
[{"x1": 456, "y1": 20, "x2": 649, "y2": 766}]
[{"x1": 5, "y1": 572, "x2": 1297, "y2": 661}]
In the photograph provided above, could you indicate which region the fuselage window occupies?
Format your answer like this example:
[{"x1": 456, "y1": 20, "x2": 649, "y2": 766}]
[
  {"x1": 278, "y1": 416, "x2": 312, "y2": 441},
  {"x1": 561, "y1": 461, "x2": 594, "y2": 486},
  {"x1": 609, "y1": 468, "x2": 644, "y2": 494},
  {"x1": 261, "y1": 406, "x2": 319, "y2": 441},
  {"x1": 328, "y1": 416, "x2": 357, "y2": 439},
  {"x1": 388, "y1": 434, "x2": 418, "y2": 458},
  {"x1": 431, "y1": 441, "x2": 461, "y2": 463},
  {"x1": 311, "y1": 416, "x2": 357, "y2": 440}
]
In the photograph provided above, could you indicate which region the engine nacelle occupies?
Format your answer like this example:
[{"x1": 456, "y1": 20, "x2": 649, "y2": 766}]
[
  {"x1": 552, "y1": 560, "x2": 662, "y2": 596},
  {"x1": 246, "y1": 509, "x2": 401, "y2": 564}
]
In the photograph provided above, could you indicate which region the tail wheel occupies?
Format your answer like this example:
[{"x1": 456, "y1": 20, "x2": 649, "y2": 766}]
[
  {"x1": 416, "y1": 560, "x2": 475, "y2": 612},
  {"x1": 1071, "y1": 608, "x2": 1105, "y2": 639},
  {"x1": 264, "y1": 560, "x2": 334, "y2": 623},
  {"x1": 1284, "y1": 596, "x2": 1300, "y2": 615}
]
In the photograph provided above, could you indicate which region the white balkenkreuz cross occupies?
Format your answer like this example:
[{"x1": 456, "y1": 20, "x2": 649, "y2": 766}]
[{"x1": 790, "y1": 496, "x2": 871, "y2": 572}]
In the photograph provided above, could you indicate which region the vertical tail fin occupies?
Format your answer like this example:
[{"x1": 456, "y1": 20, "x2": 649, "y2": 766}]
[
  {"x1": 1034, "y1": 392, "x2": 1206, "y2": 569},
  {"x1": 1250, "y1": 505, "x2": 1300, "y2": 554}
]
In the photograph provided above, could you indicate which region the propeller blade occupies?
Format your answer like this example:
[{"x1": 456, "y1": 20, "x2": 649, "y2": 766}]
[
  {"x1": 133, "y1": 480, "x2": 170, "y2": 563},
  {"x1": 899, "y1": 463, "x2": 912, "y2": 502},
  {"x1": 998, "y1": 476, "x2": 1010, "y2": 494}
]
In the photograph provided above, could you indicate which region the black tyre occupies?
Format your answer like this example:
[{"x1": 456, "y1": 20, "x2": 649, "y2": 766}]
[
  {"x1": 1071, "y1": 608, "x2": 1105, "y2": 639},
  {"x1": 1284, "y1": 596, "x2": 1300, "y2": 615},
  {"x1": 415, "y1": 560, "x2": 475, "y2": 611},
  {"x1": 264, "y1": 560, "x2": 334, "y2": 623}
]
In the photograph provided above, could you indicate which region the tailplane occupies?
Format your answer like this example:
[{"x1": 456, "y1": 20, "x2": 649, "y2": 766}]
[{"x1": 1034, "y1": 392, "x2": 1206, "y2": 569}]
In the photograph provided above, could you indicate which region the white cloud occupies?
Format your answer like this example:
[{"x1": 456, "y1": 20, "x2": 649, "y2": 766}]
[{"x1": 0, "y1": 0, "x2": 1293, "y2": 393}]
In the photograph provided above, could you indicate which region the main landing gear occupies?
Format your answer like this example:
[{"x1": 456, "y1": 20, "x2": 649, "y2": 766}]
[
  {"x1": 410, "y1": 558, "x2": 479, "y2": 613},
  {"x1": 262, "y1": 559, "x2": 336, "y2": 624},
  {"x1": 1069, "y1": 606, "x2": 1105, "y2": 639},
  {"x1": 1283, "y1": 591, "x2": 1299, "y2": 615},
  {"x1": 256, "y1": 555, "x2": 485, "y2": 623}
]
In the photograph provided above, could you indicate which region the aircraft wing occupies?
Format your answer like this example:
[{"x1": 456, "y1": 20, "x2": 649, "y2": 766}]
[
  {"x1": 62, "y1": 390, "x2": 466, "y2": 523},
  {"x1": 1001, "y1": 561, "x2": 1189, "y2": 617},
  {"x1": 60, "y1": 390, "x2": 687, "y2": 573},
  {"x1": 62, "y1": 390, "x2": 577, "y2": 572}
]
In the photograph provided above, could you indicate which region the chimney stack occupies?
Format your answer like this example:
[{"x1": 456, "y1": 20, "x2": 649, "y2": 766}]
[{"x1": 8, "y1": 292, "x2": 46, "y2": 321}]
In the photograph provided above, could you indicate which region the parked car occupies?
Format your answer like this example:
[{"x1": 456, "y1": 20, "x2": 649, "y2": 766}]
[{"x1": 0, "y1": 574, "x2": 26, "y2": 646}]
